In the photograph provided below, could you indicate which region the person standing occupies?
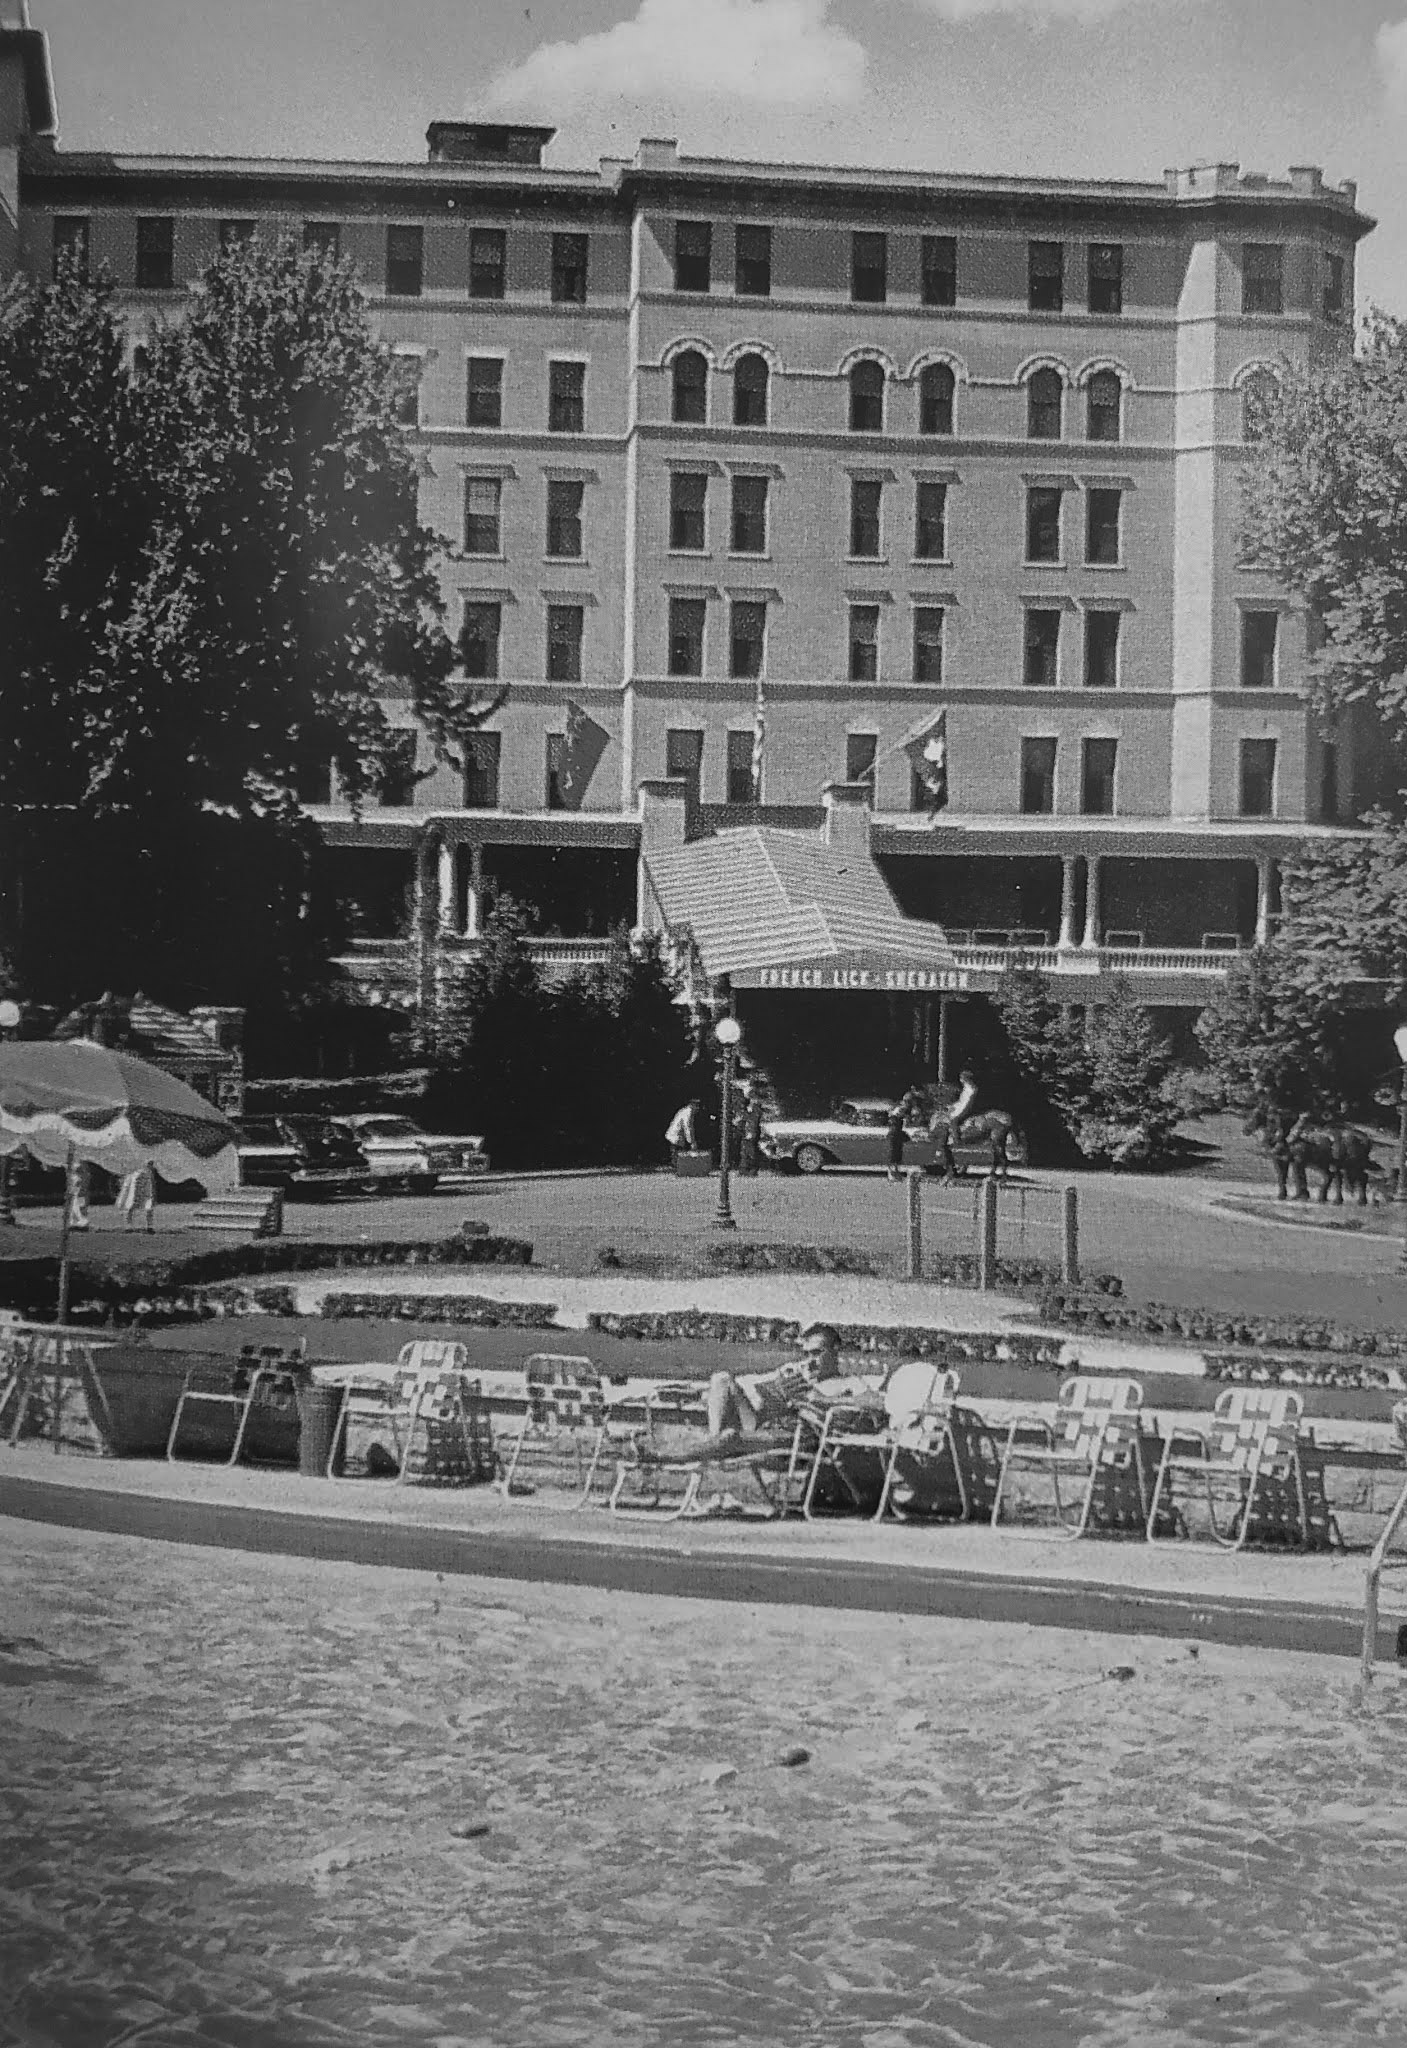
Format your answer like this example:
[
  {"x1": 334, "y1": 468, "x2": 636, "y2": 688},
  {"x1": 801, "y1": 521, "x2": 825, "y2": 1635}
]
[
  {"x1": 65, "y1": 1159, "x2": 91, "y2": 1233},
  {"x1": 740, "y1": 1088, "x2": 763, "y2": 1176},
  {"x1": 886, "y1": 1099, "x2": 907, "y2": 1181},
  {"x1": 665, "y1": 1099, "x2": 699, "y2": 1164},
  {"x1": 115, "y1": 1161, "x2": 157, "y2": 1233}
]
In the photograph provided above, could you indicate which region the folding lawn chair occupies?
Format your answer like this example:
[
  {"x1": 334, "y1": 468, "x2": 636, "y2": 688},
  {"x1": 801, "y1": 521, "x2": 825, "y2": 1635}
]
[
  {"x1": 1145, "y1": 1387, "x2": 1311, "y2": 1550},
  {"x1": 394, "y1": 1361, "x2": 492, "y2": 1486},
  {"x1": 167, "y1": 1351, "x2": 303, "y2": 1467},
  {"x1": 396, "y1": 1339, "x2": 469, "y2": 1376},
  {"x1": 608, "y1": 1380, "x2": 800, "y2": 1520},
  {"x1": 990, "y1": 1375, "x2": 1148, "y2": 1538},
  {"x1": 793, "y1": 1362, "x2": 963, "y2": 1522},
  {"x1": 496, "y1": 1354, "x2": 625, "y2": 1507}
]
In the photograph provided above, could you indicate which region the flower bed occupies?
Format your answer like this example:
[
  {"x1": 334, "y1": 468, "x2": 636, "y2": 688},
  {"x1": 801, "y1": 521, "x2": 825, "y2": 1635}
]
[
  {"x1": 319, "y1": 1291, "x2": 560, "y2": 1329},
  {"x1": 585, "y1": 1307, "x2": 1069, "y2": 1367},
  {"x1": 1039, "y1": 1286, "x2": 1407, "y2": 1360}
]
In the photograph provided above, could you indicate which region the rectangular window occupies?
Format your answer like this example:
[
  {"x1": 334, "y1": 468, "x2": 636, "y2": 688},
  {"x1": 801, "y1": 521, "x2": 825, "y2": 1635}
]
[
  {"x1": 730, "y1": 600, "x2": 766, "y2": 679},
  {"x1": 52, "y1": 215, "x2": 90, "y2": 281},
  {"x1": 386, "y1": 224, "x2": 424, "y2": 297},
  {"x1": 1026, "y1": 486, "x2": 1063, "y2": 562},
  {"x1": 913, "y1": 607, "x2": 944, "y2": 684},
  {"x1": 914, "y1": 480, "x2": 947, "y2": 560},
  {"x1": 463, "y1": 477, "x2": 502, "y2": 555},
  {"x1": 847, "y1": 732, "x2": 878, "y2": 789},
  {"x1": 546, "y1": 604, "x2": 583, "y2": 683},
  {"x1": 1028, "y1": 240, "x2": 1064, "y2": 313},
  {"x1": 668, "y1": 597, "x2": 707, "y2": 676},
  {"x1": 551, "y1": 231, "x2": 589, "y2": 305},
  {"x1": 462, "y1": 732, "x2": 502, "y2": 809},
  {"x1": 1024, "y1": 608, "x2": 1061, "y2": 688},
  {"x1": 1240, "y1": 737, "x2": 1277, "y2": 817},
  {"x1": 674, "y1": 220, "x2": 712, "y2": 293},
  {"x1": 470, "y1": 227, "x2": 506, "y2": 299},
  {"x1": 546, "y1": 732, "x2": 568, "y2": 810},
  {"x1": 1020, "y1": 737, "x2": 1057, "y2": 815},
  {"x1": 670, "y1": 472, "x2": 707, "y2": 552},
  {"x1": 1081, "y1": 737, "x2": 1118, "y2": 815},
  {"x1": 1087, "y1": 242, "x2": 1123, "y2": 315},
  {"x1": 548, "y1": 360, "x2": 585, "y2": 434},
  {"x1": 377, "y1": 730, "x2": 419, "y2": 808},
  {"x1": 851, "y1": 231, "x2": 887, "y2": 304},
  {"x1": 466, "y1": 357, "x2": 503, "y2": 428},
  {"x1": 1320, "y1": 740, "x2": 1339, "y2": 822},
  {"x1": 546, "y1": 479, "x2": 584, "y2": 559},
  {"x1": 460, "y1": 600, "x2": 501, "y2": 679},
  {"x1": 850, "y1": 479, "x2": 882, "y2": 558},
  {"x1": 849, "y1": 604, "x2": 880, "y2": 683},
  {"x1": 1085, "y1": 488, "x2": 1122, "y2": 565},
  {"x1": 136, "y1": 216, "x2": 175, "y2": 290},
  {"x1": 666, "y1": 727, "x2": 704, "y2": 802},
  {"x1": 303, "y1": 220, "x2": 340, "y2": 261},
  {"x1": 735, "y1": 223, "x2": 771, "y2": 297},
  {"x1": 726, "y1": 730, "x2": 756, "y2": 804},
  {"x1": 921, "y1": 235, "x2": 957, "y2": 308},
  {"x1": 1242, "y1": 243, "x2": 1284, "y2": 316},
  {"x1": 1085, "y1": 609, "x2": 1121, "y2": 689},
  {"x1": 390, "y1": 354, "x2": 423, "y2": 428},
  {"x1": 1241, "y1": 610, "x2": 1278, "y2": 689},
  {"x1": 219, "y1": 218, "x2": 255, "y2": 252},
  {"x1": 1323, "y1": 253, "x2": 1346, "y2": 320},
  {"x1": 731, "y1": 475, "x2": 768, "y2": 554}
]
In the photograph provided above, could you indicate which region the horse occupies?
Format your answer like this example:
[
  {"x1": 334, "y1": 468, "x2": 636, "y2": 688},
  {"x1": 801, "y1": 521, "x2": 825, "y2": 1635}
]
[
  {"x1": 1242, "y1": 1101, "x2": 1376, "y2": 1206},
  {"x1": 931, "y1": 1107, "x2": 1022, "y2": 1181}
]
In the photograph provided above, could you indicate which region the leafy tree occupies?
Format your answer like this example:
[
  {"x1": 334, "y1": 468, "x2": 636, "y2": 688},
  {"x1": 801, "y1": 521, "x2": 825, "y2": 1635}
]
[
  {"x1": 1194, "y1": 942, "x2": 1354, "y2": 1119},
  {"x1": 990, "y1": 964, "x2": 1090, "y2": 1160},
  {"x1": 1076, "y1": 978, "x2": 1179, "y2": 1167},
  {"x1": 1240, "y1": 311, "x2": 1407, "y2": 747},
  {"x1": 0, "y1": 239, "x2": 500, "y2": 1028}
]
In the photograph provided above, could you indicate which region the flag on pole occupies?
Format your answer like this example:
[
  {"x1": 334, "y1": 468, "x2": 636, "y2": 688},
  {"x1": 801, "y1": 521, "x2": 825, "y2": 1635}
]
[
  {"x1": 750, "y1": 674, "x2": 766, "y2": 802},
  {"x1": 556, "y1": 700, "x2": 609, "y2": 810},
  {"x1": 904, "y1": 706, "x2": 949, "y2": 822}
]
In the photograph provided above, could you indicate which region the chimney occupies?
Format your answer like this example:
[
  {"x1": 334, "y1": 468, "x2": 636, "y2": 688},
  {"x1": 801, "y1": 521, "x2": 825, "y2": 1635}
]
[
  {"x1": 821, "y1": 780, "x2": 872, "y2": 853},
  {"x1": 426, "y1": 121, "x2": 555, "y2": 166},
  {"x1": 638, "y1": 776, "x2": 698, "y2": 853}
]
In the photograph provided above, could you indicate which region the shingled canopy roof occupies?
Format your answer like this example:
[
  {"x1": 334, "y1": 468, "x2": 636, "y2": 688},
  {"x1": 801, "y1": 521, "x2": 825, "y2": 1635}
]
[{"x1": 644, "y1": 824, "x2": 959, "y2": 983}]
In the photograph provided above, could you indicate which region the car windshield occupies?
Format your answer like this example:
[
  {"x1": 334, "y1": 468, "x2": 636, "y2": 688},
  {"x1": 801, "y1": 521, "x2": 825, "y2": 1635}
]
[{"x1": 358, "y1": 1118, "x2": 421, "y2": 1139}]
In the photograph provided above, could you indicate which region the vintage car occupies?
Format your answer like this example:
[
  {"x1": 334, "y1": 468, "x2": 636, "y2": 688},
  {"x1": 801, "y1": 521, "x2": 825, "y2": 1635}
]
[
  {"x1": 234, "y1": 1115, "x2": 372, "y2": 1199},
  {"x1": 336, "y1": 1114, "x2": 490, "y2": 1190},
  {"x1": 759, "y1": 1097, "x2": 1025, "y2": 1177}
]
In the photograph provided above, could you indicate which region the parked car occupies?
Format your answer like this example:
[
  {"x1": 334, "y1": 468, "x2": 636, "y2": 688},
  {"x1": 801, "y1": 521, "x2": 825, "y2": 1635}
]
[
  {"x1": 759, "y1": 1097, "x2": 1026, "y2": 1177},
  {"x1": 336, "y1": 1114, "x2": 490, "y2": 1190},
  {"x1": 234, "y1": 1115, "x2": 371, "y2": 1199}
]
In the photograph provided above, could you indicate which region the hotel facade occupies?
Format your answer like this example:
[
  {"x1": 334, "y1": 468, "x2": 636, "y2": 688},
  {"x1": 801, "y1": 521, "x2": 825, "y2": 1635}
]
[{"x1": 0, "y1": 6, "x2": 1379, "y2": 1094}]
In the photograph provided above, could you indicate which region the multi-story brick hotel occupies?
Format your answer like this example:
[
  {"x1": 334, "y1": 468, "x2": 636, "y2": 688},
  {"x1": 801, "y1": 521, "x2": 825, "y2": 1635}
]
[{"x1": 0, "y1": 3, "x2": 1378, "y2": 1093}]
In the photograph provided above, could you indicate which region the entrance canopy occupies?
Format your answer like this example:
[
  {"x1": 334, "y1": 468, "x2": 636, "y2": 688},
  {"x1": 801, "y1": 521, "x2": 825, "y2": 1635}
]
[{"x1": 645, "y1": 824, "x2": 969, "y2": 993}]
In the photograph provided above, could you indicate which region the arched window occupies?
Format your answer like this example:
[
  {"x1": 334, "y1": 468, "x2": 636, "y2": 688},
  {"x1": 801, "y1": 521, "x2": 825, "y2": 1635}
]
[
  {"x1": 671, "y1": 349, "x2": 708, "y2": 424},
  {"x1": 1027, "y1": 368, "x2": 1063, "y2": 440},
  {"x1": 1240, "y1": 368, "x2": 1280, "y2": 444},
  {"x1": 1086, "y1": 370, "x2": 1122, "y2": 443},
  {"x1": 733, "y1": 352, "x2": 769, "y2": 427},
  {"x1": 849, "y1": 359, "x2": 884, "y2": 433},
  {"x1": 919, "y1": 363, "x2": 955, "y2": 436}
]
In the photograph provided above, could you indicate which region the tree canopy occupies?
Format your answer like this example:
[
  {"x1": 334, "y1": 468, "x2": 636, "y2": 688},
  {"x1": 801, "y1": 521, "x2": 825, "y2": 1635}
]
[
  {"x1": 0, "y1": 238, "x2": 496, "y2": 1016},
  {"x1": 1241, "y1": 311, "x2": 1407, "y2": 751}
]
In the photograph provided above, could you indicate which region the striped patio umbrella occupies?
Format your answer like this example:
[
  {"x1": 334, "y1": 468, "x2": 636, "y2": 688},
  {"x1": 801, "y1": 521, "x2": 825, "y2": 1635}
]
[{"x1": 0, "y1": 1040, "x2": 240, "y2": 1321}]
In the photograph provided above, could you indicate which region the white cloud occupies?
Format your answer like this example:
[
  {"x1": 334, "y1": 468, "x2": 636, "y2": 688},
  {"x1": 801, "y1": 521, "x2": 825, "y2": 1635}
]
[
  {"x1": 483, "y1": 0, "x2": 867, "y2": 112},
  {"x1": 1377, "y1": 18, "x2": 1407, "y2": 97},
  {"x1": 908, "y1": 0, "x2": 1149, "y2": 18}
]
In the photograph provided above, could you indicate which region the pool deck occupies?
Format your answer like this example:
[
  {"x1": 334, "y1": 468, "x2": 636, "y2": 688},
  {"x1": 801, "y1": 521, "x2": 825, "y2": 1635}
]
[{"x1": 3, "y1": 1438, "x2": 1403, "y2": 1666}]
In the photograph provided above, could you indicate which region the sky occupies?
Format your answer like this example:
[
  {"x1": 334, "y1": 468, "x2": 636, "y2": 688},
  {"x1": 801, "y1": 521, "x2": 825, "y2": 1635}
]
[{"x1": 31, "y1": 0, "x2": 1407, "y2": 312}]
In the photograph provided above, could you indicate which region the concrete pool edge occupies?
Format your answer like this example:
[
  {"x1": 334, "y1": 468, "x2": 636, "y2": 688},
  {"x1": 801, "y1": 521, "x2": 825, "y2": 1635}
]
[{"x1": 0, "y1": 1463, "x2": 1394, "y2": 1665}]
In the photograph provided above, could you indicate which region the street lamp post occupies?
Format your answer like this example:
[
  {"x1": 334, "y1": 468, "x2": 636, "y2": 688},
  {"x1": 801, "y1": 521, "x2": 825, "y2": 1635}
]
[
  {"x1": 0, "y1": 1001, "x2": 19, "y2": 1228},
  {"x1": 714, "y1": 1016, "x2": 742, "y2": 1232}
]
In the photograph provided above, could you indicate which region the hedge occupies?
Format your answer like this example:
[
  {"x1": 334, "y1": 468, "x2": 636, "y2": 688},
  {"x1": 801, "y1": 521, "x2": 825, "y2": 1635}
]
[
  {"x1": 318, "y1": 1291, "x2": 559, "y2": 1329},
  {"x1": 1038, "y1": 1286, "x2": 1407, "y2": 1362}
]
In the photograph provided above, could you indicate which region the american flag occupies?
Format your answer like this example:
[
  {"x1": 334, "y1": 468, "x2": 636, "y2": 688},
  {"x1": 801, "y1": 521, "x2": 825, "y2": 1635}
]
[{"x1": 908, "y1": 707, "x2": 949, "y2": 821}]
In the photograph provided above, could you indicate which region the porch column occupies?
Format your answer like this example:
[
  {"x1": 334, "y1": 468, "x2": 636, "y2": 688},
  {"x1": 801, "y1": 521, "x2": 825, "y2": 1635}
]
[
  {"x1": 465, "y1": 844, "x2": 486, "y2": 939},
  {"x1": 1057, "y1": 856, "x2": 1079, "y2": 950},
  {"x1": 1254, "y1": 854, "x2": 1276, "y2": 947},
  {"x1": 437, "y1": 838, "x2": 459, "y2": 935},
  {"x1": 937, "y1": 995, "x2": 951, "y2": 1084},
  {"x1": 1080, "y1": 854, "x2": 1103, "y2": 951}
]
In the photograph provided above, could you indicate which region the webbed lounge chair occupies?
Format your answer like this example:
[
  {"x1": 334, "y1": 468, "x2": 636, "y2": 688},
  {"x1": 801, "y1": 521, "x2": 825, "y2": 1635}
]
[
  {"x1": 990, "y1": 1375, "x2": 1149, "y2": 1538},
  {"x1": 1145, "y1": 1387, "x2": 1311, "y2": 1549}
]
